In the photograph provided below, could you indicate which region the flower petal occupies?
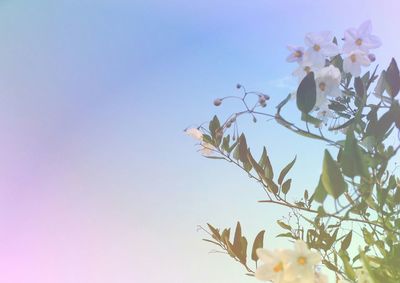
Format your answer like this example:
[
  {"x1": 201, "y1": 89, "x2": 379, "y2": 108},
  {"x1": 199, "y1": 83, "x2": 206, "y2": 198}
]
[
  {"x1": 321, "y1": 43, "x2": 339, "y2": 56},
  {"x1": 358, "y1": 20, "x2": 372, "y2": 37}
]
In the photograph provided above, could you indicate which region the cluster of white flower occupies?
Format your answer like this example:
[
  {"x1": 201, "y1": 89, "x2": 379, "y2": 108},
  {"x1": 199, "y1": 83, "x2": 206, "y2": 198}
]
[
  {"x1": 255, "y1": 240, "x2": 374, "y2": 283},
  {"x1": 185, "y1": 127, "x2": 215, "y2": 155},
  {"x1": 287, "y1": 21, "x2": 381, "y2": 123},
  {"x1": 255, "y1": 240, "x2": 325, "y2": 283}
]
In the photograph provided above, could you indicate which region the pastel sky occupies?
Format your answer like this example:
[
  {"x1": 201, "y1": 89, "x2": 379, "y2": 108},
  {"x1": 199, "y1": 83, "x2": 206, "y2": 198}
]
[{"x1": 0, "y1": 0, "x2": 399, "y2": 282}]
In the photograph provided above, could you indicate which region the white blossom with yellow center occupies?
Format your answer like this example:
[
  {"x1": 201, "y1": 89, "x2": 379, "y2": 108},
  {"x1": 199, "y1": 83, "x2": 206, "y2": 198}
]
[
  {"x1": 303, "y1": 31, "x2": 339, "y2": 68},
  {"x1": 283, "y1": 240, "x2": 322, "y2": 282},
  {"x1": 255, "y1": 249, "x2": 294, "y2": 283},
  {"x1": 343, "y1": 20, "x2": 381, "y2": 54},
  {"x1": 315, "y1": 65, "x2": 342, "y2": 106},
  {"x1": 343, "y1": 51, "x2": 371, "y2": 77}
]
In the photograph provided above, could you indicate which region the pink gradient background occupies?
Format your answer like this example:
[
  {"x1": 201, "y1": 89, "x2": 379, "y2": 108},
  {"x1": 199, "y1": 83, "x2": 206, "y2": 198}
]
[{"x1": 0, "y1": 0, "x2": 399, "y2": 282}]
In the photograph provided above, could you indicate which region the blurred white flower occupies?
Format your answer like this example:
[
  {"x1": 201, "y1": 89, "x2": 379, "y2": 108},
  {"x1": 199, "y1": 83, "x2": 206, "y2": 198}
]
[
  {"x1": 185, "y1": 128, "x2": 215, "y2": 156},
  {"x1": 200, "y1": 142, "x2": 215, "y2": 156},
  {"x1": 314, "y1": 272, "x2": 328, "y2": 283},
  {"x1": 255, "y1": 248, "x2": 290, "y2": 283},
  {"x1": 185, "y1": 127, "x2": 203, "y2": 141},
  {"x1": 343, "y1": 20, "x2": 381, "y2": 54},
  {"x1": 343, "y1": 51, "x2": 370, "y2": 77},
  {"x1": 284, "y1": 240, "x2": 322, "y2": 282},
  {"x1": 304, "y1": 31, "x2": 339, "y2": 68},
  {"x1": 315, "y1": 65, "x2": 342, "y2": 99},
  {"x1": 287, "y1": 45, "x2": 305, "y2": 63},
  {"x1": 292, "y1": 60, "x2": 318, "y2": 81}
]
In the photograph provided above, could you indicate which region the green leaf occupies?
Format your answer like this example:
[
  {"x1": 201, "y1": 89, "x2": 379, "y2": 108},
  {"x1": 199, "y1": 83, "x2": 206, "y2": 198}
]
[
  {"x1": 340, "y1": 128, "x2": 369, "y2": 178},
  {"x1": 209, "y1": 115, "x2": 222, "y2": 145},
  {"x1": 207, "y1": 223, "x2": 221, "y2": 241},
  {"x1": 296, "y1": 72, "x2": 317, "y2": 113},
  {"x1": 374, "y1": 71, "x2": 387, "y2": 98},
  {"x1": 233, "y1": 222, "x2": 242, "y2": 248},
  {"x1": 278, "y1": 156, "x2": 296, "y2": 185},
  {"x1": 339, "y1": 250, "x2": 355, "y2": 280},
  {"x1": 251, "y1": 230, "x2": 265, "y2": 262},
  {"x1": 354, "y1": 77, "x2": 365, "y2": 97},
  {"x1": 260, "y1": 147, "x2": 274, "y2": 180},
  {"x1": 374, "y1": 110, "x2": 395, "y2": 142},
  {"x1": 277, "y1": 220, "x2": 291, "y2": 231},
  {"x1": 281, "y1": 179, "x2": 292, "y2": 195},
  {"x1": 238, "y1": 134, "x2": 249, "y2": 163},
  {"x1": 321, "y1": 150, "x2": 348, "y2": 199},
  {"x1": 312, "y1": 175, "x2": 327, "y2": 203},
  {"x1": 341, "y1": 231, "x2": 353, "y2": 251},
  {"x1": 386, "y1": 58, "x2": 400, "y2": 97}
]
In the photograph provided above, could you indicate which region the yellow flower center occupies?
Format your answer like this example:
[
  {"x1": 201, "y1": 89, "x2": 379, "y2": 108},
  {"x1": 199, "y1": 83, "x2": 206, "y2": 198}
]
[
  {"x1": 294, "y1": 50, "x2": 303, "y2": 58},
  {"x1": 356, "y1": 38, "x2": 363, "y2": 46},
  {"x1": 297, "y1": 256, "x2": 307, "y2": 265},
  {"x1": 319, "y1": 82, "x2": 326, "y2": 91},
  {"x1": 350, "y1": 54, "x2": 357, "y2": 63},
  {"x1": 273, "y1": 262, "x2": 283, "y2": 273},
  {"x1": 304, "y1": 66, "x2": 311, "y2": 73},
  {"x1": 313, "y1": 44, "x2": 321, "y2": 52}
]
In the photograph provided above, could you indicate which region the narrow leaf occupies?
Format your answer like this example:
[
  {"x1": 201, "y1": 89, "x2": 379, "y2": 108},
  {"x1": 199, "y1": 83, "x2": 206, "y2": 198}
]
[{"x1": 278, "y1": 156, "x2": 296, "y2": 185}]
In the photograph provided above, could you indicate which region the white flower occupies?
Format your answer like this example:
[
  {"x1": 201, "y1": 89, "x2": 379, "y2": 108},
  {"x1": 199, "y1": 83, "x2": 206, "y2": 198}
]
[
  {"x1": 292, "y1": 60, "x2": 318, "y2": 81},
  {"x1": 314, "y1": 272, "x2": 328, "y2": 283},
  {"x1": 316, "y1": 100, "x2": 335, "y2": 127},
  {"x1": 185, "y1": 128, "x2": 215, "y2": 156},
  {"x1": 200, "y1": 142, "x2": 215, "y2": 156},
  {"x1": 287, "y1": 45, "x2": 305, "y2": 63},
  {"x1": 255, "y1": 249, "x2": 291, "y2": 283},
  {"x1": 355, "y1": 267, "x2": 373, "y2": 283},
  {"x1": 304, "y1": 31, "x2": 340, "y2": 68},
  {"x1": 343, "y1": 51, "x2": 370, "y2": 77},
  {"x1": 284, "y1": 240, "x2": 322, "y2": 282},
  {"x1": 185, "y1": 127, "x2": 203, "y2": 141},
  {"x1": 343, "y1": 20, "x2": 381, "y2": 54},
  {"x1": 315, "y1": 65, "x2": 342, "y2": 100}
]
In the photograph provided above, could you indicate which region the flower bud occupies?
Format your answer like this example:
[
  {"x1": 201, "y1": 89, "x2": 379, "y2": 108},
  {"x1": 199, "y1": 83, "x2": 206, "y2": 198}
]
[
  {"x1": 368, "y1": 53, "x2": 376, "y2": 62},
  {"x1": 213, "y1": 98, "x2": 222, "y2": 106},
  {"x1": 236, "y1": 83, "x2": 241, "y2": 89}
]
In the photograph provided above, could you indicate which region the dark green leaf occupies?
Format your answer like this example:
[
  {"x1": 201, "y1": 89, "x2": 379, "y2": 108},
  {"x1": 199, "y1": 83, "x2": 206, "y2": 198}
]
[
  {"x1": 354, "y1": 77, "x2": 365, "y2": 97},
  {"x1": 296, "y1": 72, "x2": 317, "y2": 113},
  {"x1": 386, "y1": 58, "x2": 400, "y2": 97}
]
